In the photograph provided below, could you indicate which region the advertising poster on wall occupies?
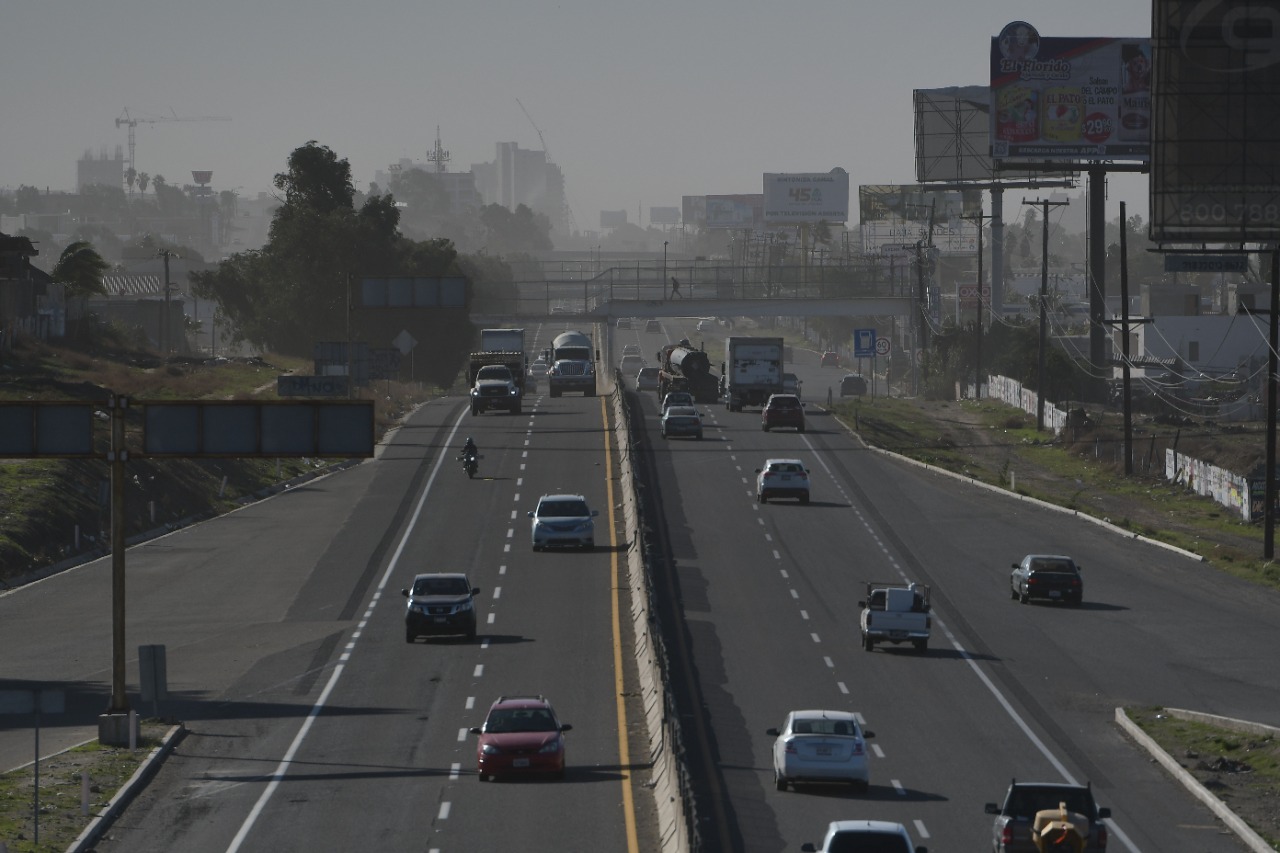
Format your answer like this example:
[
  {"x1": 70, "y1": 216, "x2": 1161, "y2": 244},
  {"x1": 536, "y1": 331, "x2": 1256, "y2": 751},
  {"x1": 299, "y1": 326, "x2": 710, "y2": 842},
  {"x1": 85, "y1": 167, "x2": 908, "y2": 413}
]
[
  {"x1": 989, "y1": 21, "x2": 1150, "y2": 162},
  {"x1": 859, "y1": 185, "x2": 981, "y2": 256}
]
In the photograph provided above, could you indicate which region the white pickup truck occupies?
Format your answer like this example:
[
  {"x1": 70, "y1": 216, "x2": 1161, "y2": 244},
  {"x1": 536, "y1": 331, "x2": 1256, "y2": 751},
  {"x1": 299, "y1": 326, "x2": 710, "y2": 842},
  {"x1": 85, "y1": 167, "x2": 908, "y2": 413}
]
[{"x1": 858, "y1": 581, "x2": 931, "y2": 653}]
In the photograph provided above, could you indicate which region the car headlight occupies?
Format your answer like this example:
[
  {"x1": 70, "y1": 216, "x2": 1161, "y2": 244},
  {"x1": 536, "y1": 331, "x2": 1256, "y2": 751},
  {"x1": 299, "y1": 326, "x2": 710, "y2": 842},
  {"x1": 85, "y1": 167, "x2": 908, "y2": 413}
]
[
  {"x1": 573, "y1": 520, "x2": 593, "y2": 533},
  {"x1": 510, "y1": 387, "x2": 520, "y2": 395},
  {"x1": 410, "y1": 604, "x2": 427, "y2": 614},
  {"x1": 481, "y1": 743, "x2": 502, "y2": 755},
  {"x1": 457, "y1": 600, "x2": 473, "y2": 613},
  {"x1": 538, "y1": 738, "x2": 562, "y2": 754}
]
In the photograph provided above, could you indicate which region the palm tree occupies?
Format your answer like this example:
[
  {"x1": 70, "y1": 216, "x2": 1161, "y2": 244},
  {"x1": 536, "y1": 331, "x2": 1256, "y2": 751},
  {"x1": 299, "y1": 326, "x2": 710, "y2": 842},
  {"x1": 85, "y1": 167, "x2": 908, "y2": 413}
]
[
  {"x1": 137, "y1": 172, "x2": 150, "y2": 195},
  {"x1": 52, "y1": 241, "x2": 109, "y2": 298}
]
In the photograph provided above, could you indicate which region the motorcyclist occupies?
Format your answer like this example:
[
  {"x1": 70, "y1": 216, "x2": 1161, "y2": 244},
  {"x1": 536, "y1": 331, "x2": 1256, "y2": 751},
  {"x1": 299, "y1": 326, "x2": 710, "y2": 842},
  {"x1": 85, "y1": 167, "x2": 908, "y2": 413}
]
[{"x1": 462, "y1": 437, "x2": 478, "y2": 460}]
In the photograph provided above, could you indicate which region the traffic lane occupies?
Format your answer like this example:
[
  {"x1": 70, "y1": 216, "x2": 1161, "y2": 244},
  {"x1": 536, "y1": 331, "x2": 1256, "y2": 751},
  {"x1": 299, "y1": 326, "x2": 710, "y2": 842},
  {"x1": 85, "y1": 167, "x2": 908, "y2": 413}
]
[
  {"x1": 98, "y1": 391, "x2": 636, "y2": 853},
  {"x1": 637, "y1": 401, "x2": 954, "y2": 850},
  {"x1": 0, "y1": 438, "x2": 396, "y2": 773},
  {"x1": 828, "y1": 443, "x2": 1280, "y2": 727},
  {"x1": 653, "y1": 409, "x2": 1250, "y2": 851},
  {"x1": 800, "y1": 429, "x2": 1260, "y2": 850},
  {"x1": 84, "y1": 398, "x2": 470, "y2": 851}
]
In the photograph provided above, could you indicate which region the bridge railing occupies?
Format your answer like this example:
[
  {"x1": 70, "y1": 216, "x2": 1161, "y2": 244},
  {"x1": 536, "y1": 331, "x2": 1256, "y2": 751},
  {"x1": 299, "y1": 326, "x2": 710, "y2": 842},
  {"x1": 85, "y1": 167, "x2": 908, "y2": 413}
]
[{"x1": 472, "y1": 261, "x2": 911, "y2": 316}]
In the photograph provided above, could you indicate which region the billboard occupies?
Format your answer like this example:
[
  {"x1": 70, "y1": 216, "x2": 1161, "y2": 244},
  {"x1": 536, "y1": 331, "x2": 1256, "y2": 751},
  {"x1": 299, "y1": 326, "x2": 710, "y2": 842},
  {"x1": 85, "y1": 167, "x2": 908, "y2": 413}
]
[
  {"x1": 682, "y1": 195, "x2": 706, "y2": 229},
  {"x1": 762, "y1": 171, "x2": 850, "y2": 223},
  {"x1": 859, "y1": 185, "x2": 982, "y2": 223},
  {"x1": 914, "y1": 86, "x2": 1077, "y2": 183},
  {"x1": 650, "y1": 206, "x2": 681, "y2": 225},
  {"x1": 600, "y1": 210, "x2": 628, "y2": 228},
  {"x1": 1150, "y1": 1, "x2": 1280, "y2": 242},
  {"x1": 861, "y1": 220, "x2": 979, "y2": 256},
  {"x1": 859, "y1": 185, "x2": 981, "y2": 256},
  {"x1": 990, "y1": 21, "x2": 1151, "y2": 162},
  {"x1": 705, "y1": 194, "x2": 764, "y2": 230}
]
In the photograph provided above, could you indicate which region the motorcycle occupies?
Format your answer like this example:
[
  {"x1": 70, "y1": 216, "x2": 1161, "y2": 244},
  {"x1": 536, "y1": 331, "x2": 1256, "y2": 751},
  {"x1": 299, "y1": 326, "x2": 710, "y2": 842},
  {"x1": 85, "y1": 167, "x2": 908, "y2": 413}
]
[{"x1": 459, "y1": 452, "x2": 481, "y2": 479}]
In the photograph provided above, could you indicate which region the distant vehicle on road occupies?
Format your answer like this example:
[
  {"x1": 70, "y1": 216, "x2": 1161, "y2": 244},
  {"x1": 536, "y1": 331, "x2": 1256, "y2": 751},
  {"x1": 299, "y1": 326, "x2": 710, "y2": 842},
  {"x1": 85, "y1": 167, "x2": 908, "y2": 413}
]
[
  {"x1": 985, "y1": 779, "x2": 1110, "y2": 853},
  {"x1": 469, "y1": 695, "x2": 572, "y2": 781},
  {"x1": 820, "y1": 351, "x2": 840, "y2": 367},
  {"x1": 800, "y1": 820, "x2": 926, "y2": 853},
  {"x1": 401, "y1": 573, "x2": 479, "y2": 642},
  {"x1": 660, "y1": 405, "x2": 703, "y2": 440},
  {"x1": 840, "y1": 374, "x2": 868, "y2": 396},
  {"x1": 755, "y1": 458, "x2": 810, "y2": 504},
  {"x1": 1010, "y1": 554, "x2": 1084, "y2": 605},
  {"x1": 636, "y1": 366, "x2": 660, "y2": 391}
]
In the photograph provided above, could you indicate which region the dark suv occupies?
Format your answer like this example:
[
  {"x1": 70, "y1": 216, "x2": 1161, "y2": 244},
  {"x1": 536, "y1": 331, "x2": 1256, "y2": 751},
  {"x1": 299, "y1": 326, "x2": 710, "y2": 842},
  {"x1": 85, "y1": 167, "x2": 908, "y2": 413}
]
[
  {"x1": 401, "y1": 573, "x2": 480, "y2": 642},
  {"x1": 985, "y1": 779, "x2": 1110, "y2": 852},
  {"x1": 761, "y1": 393, "x2": 805, "y2": 432}
]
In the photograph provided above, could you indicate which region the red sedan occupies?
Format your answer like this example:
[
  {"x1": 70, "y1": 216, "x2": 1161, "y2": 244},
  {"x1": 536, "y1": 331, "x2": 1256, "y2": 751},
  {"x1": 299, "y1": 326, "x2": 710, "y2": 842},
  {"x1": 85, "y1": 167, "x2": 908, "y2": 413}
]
[{"x1": 469, "y1": 695, "x2": 572, "y2": 781}]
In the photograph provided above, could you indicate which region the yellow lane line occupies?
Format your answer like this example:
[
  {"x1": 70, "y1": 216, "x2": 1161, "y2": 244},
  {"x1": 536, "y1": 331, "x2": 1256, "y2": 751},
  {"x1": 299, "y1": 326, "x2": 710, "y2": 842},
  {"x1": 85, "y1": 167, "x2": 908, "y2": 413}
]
[{"x1": 602, "y1": 394, "x2": 640, "y2": 853}]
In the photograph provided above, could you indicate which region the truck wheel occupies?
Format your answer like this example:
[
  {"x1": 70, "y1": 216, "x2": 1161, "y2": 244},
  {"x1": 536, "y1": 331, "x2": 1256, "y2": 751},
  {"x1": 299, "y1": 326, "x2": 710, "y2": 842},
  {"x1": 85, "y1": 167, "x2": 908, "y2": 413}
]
[
  {"x1": 863, "y1": 634, "x2": 874, "y2": 652},
  {"x1": 774, "y1": 773, "x2": 787, "y2": 792}
]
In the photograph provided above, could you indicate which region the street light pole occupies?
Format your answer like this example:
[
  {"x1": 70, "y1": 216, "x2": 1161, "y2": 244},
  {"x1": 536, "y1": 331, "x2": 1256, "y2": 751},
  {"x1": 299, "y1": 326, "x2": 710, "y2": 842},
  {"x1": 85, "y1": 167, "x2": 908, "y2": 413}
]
[{"x1": 663, "y1": 241, "x2": 668, "y2": 302}]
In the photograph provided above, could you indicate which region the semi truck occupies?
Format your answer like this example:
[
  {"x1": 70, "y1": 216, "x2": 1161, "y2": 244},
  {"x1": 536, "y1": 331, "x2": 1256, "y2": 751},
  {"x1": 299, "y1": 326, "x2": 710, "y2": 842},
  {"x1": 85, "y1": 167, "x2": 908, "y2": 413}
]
[
  {"x1": 658, "y1": 341, "x2": 720, "y2": 403},
  {"x1": 722, "y1": 336, "x2": 784, "y2": 411},
  {"x1": 547, "y1": 330, "x2": 596, "y2": 397}
]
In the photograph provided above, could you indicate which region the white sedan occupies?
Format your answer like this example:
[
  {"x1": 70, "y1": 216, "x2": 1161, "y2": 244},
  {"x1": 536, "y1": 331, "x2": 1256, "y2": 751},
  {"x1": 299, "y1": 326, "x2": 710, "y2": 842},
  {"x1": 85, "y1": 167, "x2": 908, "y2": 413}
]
[{"x1": 766, "y1": 709, "x2": 873, "y2": 792}]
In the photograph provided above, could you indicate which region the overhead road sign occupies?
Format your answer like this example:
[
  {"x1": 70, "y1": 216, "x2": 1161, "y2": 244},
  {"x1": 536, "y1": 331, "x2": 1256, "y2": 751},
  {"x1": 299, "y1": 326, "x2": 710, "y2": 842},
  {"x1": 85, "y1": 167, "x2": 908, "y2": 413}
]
[
  {"x1": 0, "y1": 403, "x2": 97, "y2": 457},
  {"x1": 143, "y1": 400, "x2": 375, "y2": 457},
  {"x1": 359, "y1": 276, "x2": 466, "y2": 309}
]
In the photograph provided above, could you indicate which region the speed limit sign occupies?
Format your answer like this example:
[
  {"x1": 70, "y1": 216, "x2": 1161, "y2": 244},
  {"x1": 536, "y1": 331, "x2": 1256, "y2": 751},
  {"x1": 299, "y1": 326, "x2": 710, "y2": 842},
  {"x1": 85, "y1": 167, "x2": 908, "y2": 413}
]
[{"x1": 875, "y1": 337, "x2": 891, "y2": 356}]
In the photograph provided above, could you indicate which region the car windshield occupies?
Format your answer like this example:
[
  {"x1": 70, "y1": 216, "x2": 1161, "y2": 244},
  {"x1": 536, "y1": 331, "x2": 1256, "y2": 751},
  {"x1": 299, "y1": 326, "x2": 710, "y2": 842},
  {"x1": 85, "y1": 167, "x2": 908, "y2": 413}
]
[
  {"x1": 1029, "y1": 558, "x2": 1076, "y2": 574},
  {"x1": 769, "y1": 397, "x2": 800, "y2": 409},
  {"x1": 826, "y1": 833, "x2": 909, "y2": 853},
  {"x1": 485, "y1": 707, "x2": 558, "y2": 733},
  {"x1": 411, "y1": 576, "x2": 470, "y2": 596},
  {"x1": 538, "y1": 500, "x2": 589, "y2": 517},
  {"x1": 477, "y1": 366, "x2": 511, "y2": 379},
  {"x1": 791, "y1": 718, "x2": 858, "y2": 737},
  {"x1": 768, "y1": 463, "x2": 803, "y2": 474}
]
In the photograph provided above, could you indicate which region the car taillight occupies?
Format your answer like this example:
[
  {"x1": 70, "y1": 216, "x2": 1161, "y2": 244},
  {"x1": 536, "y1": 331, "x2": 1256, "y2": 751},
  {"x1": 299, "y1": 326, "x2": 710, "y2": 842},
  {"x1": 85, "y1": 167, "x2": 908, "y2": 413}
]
[
  {"x1": 852, "y1": 741, "x2": 864, "y2": 756},
  {"x1": 1000, "y1": 825, "x2": 1014, "y2": 846},
  {"x1": 1097, "y1": 824, "x2": 1107, "y2": 848},
  {"x1": 784, "y1": 741, "x2": 797, "y2": 754}
]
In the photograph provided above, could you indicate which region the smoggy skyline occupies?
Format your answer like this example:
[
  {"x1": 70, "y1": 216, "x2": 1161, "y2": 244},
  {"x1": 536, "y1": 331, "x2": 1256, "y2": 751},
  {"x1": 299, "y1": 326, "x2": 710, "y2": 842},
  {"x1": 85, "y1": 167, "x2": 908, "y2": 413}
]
[{"x1": 2, "y1": 1, "x2": 1152, "y2": 230}]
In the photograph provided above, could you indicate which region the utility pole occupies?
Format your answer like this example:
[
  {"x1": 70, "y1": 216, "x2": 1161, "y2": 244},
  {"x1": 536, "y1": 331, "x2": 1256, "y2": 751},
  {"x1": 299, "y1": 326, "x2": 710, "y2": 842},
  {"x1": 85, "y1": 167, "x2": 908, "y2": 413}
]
[
  {"x1": 963, "y1": 210, "x2": 994, "y2": 399},
  {"x1": 157, "y1": 249, "x2": 179, "y2": 356},
  {"x1": 1023, "y1": 197, "x2": 1069, "y2": 430}
]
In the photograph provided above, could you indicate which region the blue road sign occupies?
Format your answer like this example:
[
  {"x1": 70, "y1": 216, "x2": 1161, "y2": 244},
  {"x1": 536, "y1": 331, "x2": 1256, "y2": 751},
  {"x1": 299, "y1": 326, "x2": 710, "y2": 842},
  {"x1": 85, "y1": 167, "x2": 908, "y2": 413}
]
[{"x1": 854, "y1": 328, "x2": 876, "y2": 358}]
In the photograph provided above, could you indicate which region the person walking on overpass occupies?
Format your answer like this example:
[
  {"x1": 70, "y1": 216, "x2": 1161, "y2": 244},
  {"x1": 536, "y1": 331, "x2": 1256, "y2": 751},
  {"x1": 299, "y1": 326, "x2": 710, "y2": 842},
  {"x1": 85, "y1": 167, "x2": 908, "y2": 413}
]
[{"x1": 670, "y1": 276, "x2": 682, "y2": 299}]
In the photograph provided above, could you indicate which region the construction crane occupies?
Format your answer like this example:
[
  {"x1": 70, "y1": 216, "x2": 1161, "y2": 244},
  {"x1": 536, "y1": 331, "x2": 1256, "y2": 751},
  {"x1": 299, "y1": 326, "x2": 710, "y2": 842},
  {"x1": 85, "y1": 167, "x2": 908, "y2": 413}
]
[
  {"x1": 115, "y1": 108, "x2": 232, "y2": 191},
  {"x1": 515, "y1": 99, "x2": 579, "y2": 234}
]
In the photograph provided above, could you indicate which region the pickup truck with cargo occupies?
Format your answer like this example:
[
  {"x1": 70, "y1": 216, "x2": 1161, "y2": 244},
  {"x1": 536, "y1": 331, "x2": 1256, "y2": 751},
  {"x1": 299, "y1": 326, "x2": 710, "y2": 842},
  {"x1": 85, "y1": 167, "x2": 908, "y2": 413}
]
[
  {"x1": 858, "y1": 581, "x2": 931, "y2": 652},
  {"x1": 469, "y1": 353, "x2": 523, "y2": 415}
]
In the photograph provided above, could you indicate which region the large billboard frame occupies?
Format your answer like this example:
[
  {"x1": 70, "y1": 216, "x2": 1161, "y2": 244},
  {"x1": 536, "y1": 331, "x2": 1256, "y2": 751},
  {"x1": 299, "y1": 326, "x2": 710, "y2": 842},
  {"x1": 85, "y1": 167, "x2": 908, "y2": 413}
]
[
  {"x1": 990, "y1": 22, "x2": 1151, "y2": 163},
  {"x1": 762, "y1": 172, "x2": 850, "y2": 224},
  {"x1": 1149, "y1": 1, "x2": 1280, "y2": 243}
]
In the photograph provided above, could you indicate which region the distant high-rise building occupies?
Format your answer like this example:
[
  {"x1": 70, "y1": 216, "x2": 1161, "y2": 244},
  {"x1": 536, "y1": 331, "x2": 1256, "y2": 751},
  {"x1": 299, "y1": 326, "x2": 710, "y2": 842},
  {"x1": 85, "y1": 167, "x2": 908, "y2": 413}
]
[
  {"x1": 472, "y1": 142, "x2": 568, "y2": 235},
  {"x1": 77, "y1": 146, "x2": 125, "y2": 193},
  {"x1": 374, "y1": 158, "x2": 484, "y2": 215}
]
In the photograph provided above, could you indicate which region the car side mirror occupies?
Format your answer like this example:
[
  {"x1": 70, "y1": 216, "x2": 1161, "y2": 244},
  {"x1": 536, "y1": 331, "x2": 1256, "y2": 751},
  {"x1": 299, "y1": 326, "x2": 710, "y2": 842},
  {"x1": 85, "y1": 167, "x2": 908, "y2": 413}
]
[
  {"x1": 984, "y1": 803, "x2": 999, "y2": 814},
  {"x1": 1011, "y1": 563, "x2": 1020, "y2": 569},
  {"x1": 765, "y1": 727, "x2": 780, "y2": 736},
  {"x1": 471, "y1": 587, "x2": 481, "y2": 596},
  {"x1": 560, "y1": 723, "x2": 573, "y2": 732},
  {"x1": 862, "y1": 729, "x2": 875, "y2": 738},
  {"x1": 400, "y1": 589, "x2": 410, "y2": 598},
  {"x1": 755, "y1": 468, "x2": 763, "y2": 474},
  {"x1": 857, "y1": 600, "x2": 866, "y2": 608},
  {"x1": 801, "y1": 844, "x2": 817, "y2": 853},
  {"x1": 527, "y1": 510, "x2": 535, "y2": 517},
  {"x1": 591, "y1": 510, "x2": 599, "y2": 517},
  {"x1": 1097, "y1": 807, "x2": 1111, "y2": 819},
  {"x1": 468, "y1": 726, "x2": 482, "y2": 735}
]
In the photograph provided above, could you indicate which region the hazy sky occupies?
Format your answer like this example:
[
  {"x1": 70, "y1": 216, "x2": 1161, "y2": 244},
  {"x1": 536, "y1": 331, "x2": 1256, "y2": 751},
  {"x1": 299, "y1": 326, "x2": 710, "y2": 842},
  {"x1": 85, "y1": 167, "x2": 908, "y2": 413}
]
[{"x1": 2, "y1": 1, "x2": 1151, "y2": 230}]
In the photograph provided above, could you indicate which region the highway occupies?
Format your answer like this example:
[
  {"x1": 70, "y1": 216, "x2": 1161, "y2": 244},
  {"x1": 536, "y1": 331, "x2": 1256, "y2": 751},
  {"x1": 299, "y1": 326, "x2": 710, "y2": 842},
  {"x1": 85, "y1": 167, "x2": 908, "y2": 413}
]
[
  {"x1": 3, "y1": 315, "x2": 1276, "y2": 851},
  {"x1": 1, "y1": 322, "x2": 650, "y2": 852},
  {"x1": 622, "y1": 316, "x2": 1273, "y2": 851}
]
